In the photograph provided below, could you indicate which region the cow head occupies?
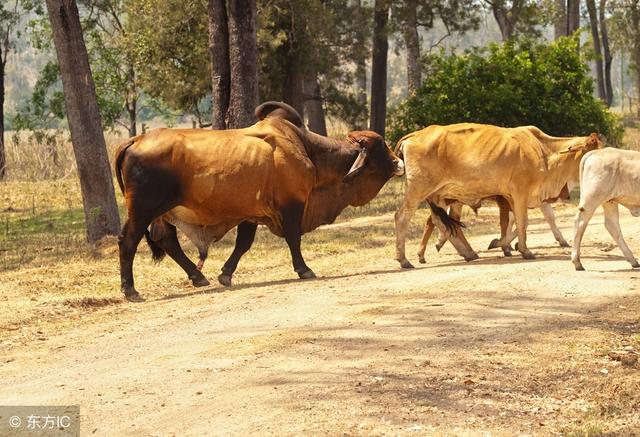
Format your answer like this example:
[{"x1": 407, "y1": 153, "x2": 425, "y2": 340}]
[
  {"x1": 343, "y1": 130, "x2": 404, "y2": 206},
  {"x1": 559, "y1": 133, "x2": 605, "y2": 154}
]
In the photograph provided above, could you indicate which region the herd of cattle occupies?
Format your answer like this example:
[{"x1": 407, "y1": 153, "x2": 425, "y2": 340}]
[{"x1": 114, "y1": 101, "x2": 640, "y2": 301}]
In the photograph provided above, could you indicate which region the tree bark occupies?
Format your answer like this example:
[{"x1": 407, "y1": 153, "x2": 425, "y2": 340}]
[
  {"x1": 282, "y1": 45, "x2": 306, "y2": 119},
  {"x1": 554, "y1": 0, "x2": 567, "y2": 39},
  {"x1": 226, "y1": 0, "x2": 259, "y2": 129},
  {"x1": 207, "y1": 0, "x2": 230, "y2": 130},
  {"x1": 354, "y1": 0, "x2": 368, "y2": 129},
  {"x1": 304, "y1": 70, "x2": 327, "y2": 135},
  {"x1": 403, "y1": 0, "x2": 421, "y2": 93},
  {"x1": 369, "y1": 0, "x2": 389, "y2": 137},
  {"x1": 45, "y1": 0, "x2": 120, "y2": 242},
  {"x1": 586, "y1": 0, "x2": 606, "y2": 101},
  {"x1": 567, "y1": 0, "x2": 580, "y2": 34},
  {"x1": 599, "y1": 0, "x2": 613, "y2": 106}
]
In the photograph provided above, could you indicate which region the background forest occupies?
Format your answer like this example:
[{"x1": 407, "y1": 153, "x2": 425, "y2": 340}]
[{"x1": 1, "y1": 0, "x2": 640, "y2": 239}]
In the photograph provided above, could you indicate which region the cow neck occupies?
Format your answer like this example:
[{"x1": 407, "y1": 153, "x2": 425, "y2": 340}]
[
  {"x1": 539, "y1": 135, "x2": 588, "y2": 202},
  {"x1": 301, "y1": 130, "x2": 359, "y2": 186},
  {"x1": 299, "y1": 130, "x2": 361, "y2": 233}
]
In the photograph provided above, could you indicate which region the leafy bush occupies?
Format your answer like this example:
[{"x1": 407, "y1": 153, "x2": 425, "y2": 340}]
[{"x1": 387, "y1": 37, "x2": 623, "y2": 146}]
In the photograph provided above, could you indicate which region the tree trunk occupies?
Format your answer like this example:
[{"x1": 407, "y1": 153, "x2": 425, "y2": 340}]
[
  {"x1": 491, "y1": 4, "x2": 515, "y2": 41},
  {"x1": 208, "y1": 0, "x2": 230, "y2": 130},
  {"x1": 567, "y1": 0, "x2": 580, "y2": 34},
  {"x1": 403, "y1": 0, "x2": 421, "y2": 94},
  {"x1": 586, "y1": 0, "x2": 606, "y2": 101},
  {"x1": 226, "y1": 0, "x2": 259, "y2": 129},
  {"x1": 354, "y1": 0, "x2": 368, "y2": 129},
  {"x1": 599, "y1": 0, "x2": 613, "y2": 106},
  {"x1": 127, "y1": 99, "x2": 137, "y2": 137},
  {"x1": 45, "y1": 0, "x2": 120, "y2": 242},
  {"x1": 283, "y1": 45, "x2": 306, "y2": 119},
  {"x1": 554, "y1": 0, "x2": 567, "y2": 39},
  {"x1": 0, "y1": 53, "x2": 5, "y2": 179},
  {"x1": 126, "y1": 63, "x2": 137, "y2": 136},
  {"x1": 304, "y1": 70, "x2": 327, "y2": 135},
  {"x1": 369, "y1": 0, "x2": 389, "y2": 137}
]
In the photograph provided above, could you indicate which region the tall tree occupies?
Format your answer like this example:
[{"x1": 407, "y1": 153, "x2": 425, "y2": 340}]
[
  {"x1": 554, "y1": 0, "x2": 567, "y2": 38},
  {"x1": 600, "y1": 0, "x2": 613, "y2": 106},
  {"x1": 485, "y1": 0, "x2": 543, "y2": 40},
  {"x1": 587, "y1": 0, "x2": 607, "y2": 100},
  {"x1": 370, "y1": 0, "x2": 389, "y2": 136},
  {"x1": 45, "y1": 0, "x2": 120, "y2": 242},
  {"x1": 393, "y1": 0, "x2": 480, "y2": 94},
  {"x1": 208, "y1": 0, "x2": 230, "y2": 130},
  {"x1": 609, "y1": 0, "x2": 640, "y2": 113},
  {"x1": 0, "y1": 0, "x2": 21, "y2": 179},
  {"x1": 567, "y1": 0, "x2": 581, "y2": 34}
]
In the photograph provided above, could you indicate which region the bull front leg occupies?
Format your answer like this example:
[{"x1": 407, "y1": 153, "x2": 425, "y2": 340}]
[
  {"x1": 218, "y1": 221, "x2": 259, "y2": 286},
  {"x1": 395, "y1": 186, "x2": 423, "y2": 269},
  {"x1": 512, "y1": 196, "x2": 535, "y2": 259},
  {"x1": 282, "y1": 203, "x2": 316, "y2": 279}
]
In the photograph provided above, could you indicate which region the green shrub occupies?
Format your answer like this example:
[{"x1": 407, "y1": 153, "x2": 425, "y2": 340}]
[{"x1": 387, "y1": 36, "x2": 623, "y2": 146}]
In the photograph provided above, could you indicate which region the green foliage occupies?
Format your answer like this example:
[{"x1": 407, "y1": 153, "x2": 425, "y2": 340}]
[
  {"x1": 127, "y1": 0, "x2": 211, "y2": 121},
  {"x1": 388, "y1": 36, "x2": 624, "y2": 145}
]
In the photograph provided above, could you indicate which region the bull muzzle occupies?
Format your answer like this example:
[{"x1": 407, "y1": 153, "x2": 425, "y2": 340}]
[{"x1": 393, "y1": 159, "x2": 405, "y2": 176}]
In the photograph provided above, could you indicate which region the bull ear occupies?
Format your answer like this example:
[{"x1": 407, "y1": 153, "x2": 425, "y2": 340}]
[{"x1": 343, "y1": 147, "x2": 368, "y2": 182}]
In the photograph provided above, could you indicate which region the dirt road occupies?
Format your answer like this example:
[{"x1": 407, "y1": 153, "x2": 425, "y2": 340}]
[{"x1": 1, "y1": 205, "x2": 639, "y2": 436}]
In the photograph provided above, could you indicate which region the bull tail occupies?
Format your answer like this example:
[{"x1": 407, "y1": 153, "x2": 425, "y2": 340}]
[
  {"x1": 114, "y1": 137, "x2": 139, "y2": 194},
  {"x1": 428, "y1": 201, "x2": 465, "y2": 235},
  {"x1": 145, "y1": 222, "x2": 167, "y2": 263}
]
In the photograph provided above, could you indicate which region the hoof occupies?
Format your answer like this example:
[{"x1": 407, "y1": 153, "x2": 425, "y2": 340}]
[
  {"x1": 191, "y1": 275, "x2": 210, "y2": 287},
  {"x1": 487, "y1": 238, "x2": 500, "y2": 250},
  {"x1": 298, "y1": 269, "x2": 317, "y2": 280},
  {"x1": 464, "y1": 253, "x2": 479, "y2": 262},
  {"x1": 418, "y1": 256, "x2": 426, "y2": 264},
  {"x1": 399, "y1": 259, "x2": 415, "y2": 269},
  {"x1": 521, "y1": 250, "x2": 536, "y2": 260},
  {"x1": 503, "y1": 248, "x2": 512, "y2": 257},
  {"x1": 435, "y1": 243, "x2": 443, "y2": 252},
  {"x1": 632, "y1": 261, "x2": 640, "y2": 269},
  {"x1": 574, "y1": 264, "x2": 585, "y2": 271},
  {"x1": 123, "y1": 290, "x2": 144, "y2": 302},
  {"x1": 558, "y1": 240, "x2": 570, "y2": 248},
  {"x1": 218, "y1": 273, "x2": 232, "y2": 287}
]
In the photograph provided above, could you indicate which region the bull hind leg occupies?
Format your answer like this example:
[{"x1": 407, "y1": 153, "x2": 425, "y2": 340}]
[
  {"x1": 429, "y1": 202, "x2": 478, "y2": 261},
  {"x1": 488, "y1": 196, "x2": 514, "y2": 256},
  {"x1": 218, "y1": 221, "x2": 258, "y2": 286},
  {"x1": 149, "y1": 219, "x2": 209, "y2": 287},
  {"x1": 282, "y1": 203, "x2": 316, "y2": 279},
  {"x1": 602, "y1": 201, "x2": 640, "y2": 268},
  {"x1": 118, "y1": 160, "x2": 181, "y2": 301}
]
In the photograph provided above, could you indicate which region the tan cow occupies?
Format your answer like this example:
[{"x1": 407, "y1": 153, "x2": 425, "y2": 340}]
[{"x1": 395, "y1": 123, "x2": 603, "y2": 268}]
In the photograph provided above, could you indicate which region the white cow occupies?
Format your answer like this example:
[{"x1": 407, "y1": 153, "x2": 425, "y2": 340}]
[{"x1": 572, "y1": 147, "x2": 640, "y2": 270}]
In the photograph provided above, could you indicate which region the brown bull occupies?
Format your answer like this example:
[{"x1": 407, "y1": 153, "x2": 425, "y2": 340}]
[
  {"x1": 394, "y1": 123, "x2": 603, "y2": 268},
  {"x1": 115, "y1": 101, "x2": 404, "y2": 300}
]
